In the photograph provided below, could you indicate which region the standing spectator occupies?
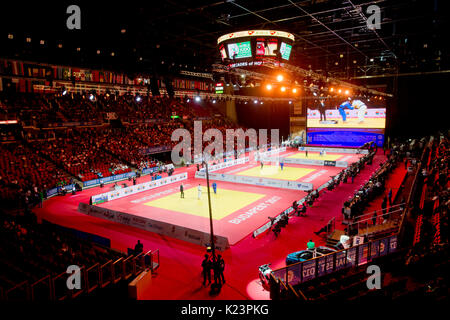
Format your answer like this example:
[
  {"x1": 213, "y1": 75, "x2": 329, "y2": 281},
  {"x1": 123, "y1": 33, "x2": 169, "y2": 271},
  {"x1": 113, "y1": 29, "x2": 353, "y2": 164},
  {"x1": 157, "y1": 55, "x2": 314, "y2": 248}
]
[
  {"x1": 201, "y1": 254, "x2": 212, "y2": 286},
  {"x1": 307, "y1": 239, "x2": 315, "y2": 250},
  {"x1": 134, "y1": 240, "x2": 143, "y2": 254}
]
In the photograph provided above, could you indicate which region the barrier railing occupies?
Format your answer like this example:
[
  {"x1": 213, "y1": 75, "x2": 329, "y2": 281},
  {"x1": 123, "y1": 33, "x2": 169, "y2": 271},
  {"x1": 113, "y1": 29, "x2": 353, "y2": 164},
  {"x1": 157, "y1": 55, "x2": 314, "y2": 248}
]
[
  {"x1": 4, "y1": 280, "x2": 29, "y2": 301},
  {"x1": 123, "y1": 255, "x2": 136, "y2": 281},
  {"x1": 150, "y1": 249, "x2": 160, "y2": 271},
  {"x1": 86, "y1": 263, "x2": 100, "y2": 294},
  {"x1": 0, "y1": 248, "x2": 163, "y2": 301},
  {"x1": 30, "y1": 275, "x2": 52, "y2": 301},
  {"x1": 112, "y1": 258, "x2": 124, "y2": 284},
  {"x1": 350, "y1": 207, "x2": 405, "y2": 236},
  {"x1": 271, "y1": 234, "x2": 398, "y2": 288},
  {"x1": 99, "y1": 260, "x2": 113, "y2": 288}
]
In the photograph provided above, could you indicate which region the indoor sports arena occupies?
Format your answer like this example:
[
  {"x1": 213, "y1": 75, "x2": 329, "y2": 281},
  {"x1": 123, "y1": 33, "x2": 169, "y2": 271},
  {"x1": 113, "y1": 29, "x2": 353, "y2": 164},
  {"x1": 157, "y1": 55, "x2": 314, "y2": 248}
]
[{"x1": 0, "y1": 0, "x2": 448, "y2": 310}]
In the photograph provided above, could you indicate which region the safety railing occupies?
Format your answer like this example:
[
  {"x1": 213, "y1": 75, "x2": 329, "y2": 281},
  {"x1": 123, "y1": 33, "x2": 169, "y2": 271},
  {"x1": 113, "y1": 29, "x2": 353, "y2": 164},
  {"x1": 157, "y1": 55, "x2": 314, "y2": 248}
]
[
  {"x1": 151, "y1": 249, "x2": 160, "y2": 271},
  {"x1": 86, "y1": 263, "x2": 100, "y2": 294},
  {"x1": 350, "y1": 207, "x2": 405, "y2": 236},
  {"x1": 123, "y1": 255, "x2": 136, "y2": 281},
  {"x1": 99, "y1": 260, "x2": 113, "y2": 288},
  {"x1": 0, "y1": 249, "x2": 161, "y2": 301},
  {"x1": 4, "y1": 280, "x2": 29, "y2": 301},
  {"x1": 112, "y1": 257, "x2": 124, "y2": 284}
]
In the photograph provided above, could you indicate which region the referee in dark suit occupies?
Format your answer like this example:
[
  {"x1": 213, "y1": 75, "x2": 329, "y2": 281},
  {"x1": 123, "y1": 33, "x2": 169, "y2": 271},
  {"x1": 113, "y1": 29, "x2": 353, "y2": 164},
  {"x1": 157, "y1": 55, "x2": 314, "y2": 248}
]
[
  {"x1": 318, "y1": 101, "x2": 327, "y2": 121},
  {"x1": 180, "y1": 184, "x2": 184, "y2": 198}
]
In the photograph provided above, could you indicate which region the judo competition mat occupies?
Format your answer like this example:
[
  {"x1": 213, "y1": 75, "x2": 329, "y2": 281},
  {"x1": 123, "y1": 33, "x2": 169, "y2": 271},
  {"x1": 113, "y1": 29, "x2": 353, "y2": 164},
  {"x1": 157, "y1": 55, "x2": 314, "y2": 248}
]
[
  {"x1": 95, "y1": 180, "x2": 305, "y2": 245},
  {"x1": 234, "y1": 165, "x2": 316, "y2": 181}
]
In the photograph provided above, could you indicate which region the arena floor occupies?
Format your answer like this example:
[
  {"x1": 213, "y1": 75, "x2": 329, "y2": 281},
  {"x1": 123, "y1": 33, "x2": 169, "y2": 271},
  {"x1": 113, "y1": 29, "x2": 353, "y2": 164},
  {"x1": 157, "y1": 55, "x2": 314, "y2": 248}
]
[
  {"x1": 34, "y1": 149, "x2": 359, "y2": 247},
  {"x1": 34, "y1": 149, "x2": 398, "y2": 300}
]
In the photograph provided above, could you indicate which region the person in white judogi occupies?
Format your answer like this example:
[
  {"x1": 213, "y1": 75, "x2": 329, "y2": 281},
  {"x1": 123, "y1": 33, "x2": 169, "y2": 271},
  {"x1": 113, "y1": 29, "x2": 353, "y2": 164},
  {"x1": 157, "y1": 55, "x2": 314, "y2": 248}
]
[
  {"x1": 197, "y1": 184, "x2": 202, "y2": 200},
  {"x1": 352, "y1": 100, "x2": 368, "y2": 123}
]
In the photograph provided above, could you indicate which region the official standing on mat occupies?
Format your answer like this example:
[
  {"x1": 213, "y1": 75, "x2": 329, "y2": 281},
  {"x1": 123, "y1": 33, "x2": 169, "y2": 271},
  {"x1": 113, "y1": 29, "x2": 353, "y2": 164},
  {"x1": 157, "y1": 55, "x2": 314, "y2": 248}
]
[
  {"x1": 197, "y1": 184, "x2": 202, "y2": 199},
  {"x1": 212, "y1": 182, "x2": 217, "y2": 194},
  {"x1": 318, "y1": 101, "x2": 327, "y2": 121},
  {"x1": 180, "y1": 183, "x2": 184, "y2": 198},
  {"x1": 280, "y1": 160, "x2": 284, "y2": 171}
]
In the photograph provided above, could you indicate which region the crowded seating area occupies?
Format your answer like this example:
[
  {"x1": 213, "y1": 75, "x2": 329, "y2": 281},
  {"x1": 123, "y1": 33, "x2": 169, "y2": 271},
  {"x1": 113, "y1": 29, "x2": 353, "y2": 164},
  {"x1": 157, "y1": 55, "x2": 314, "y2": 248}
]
[
  {"x1": 0, "y1": 143, "x2": 69, "y2": 205},
  {"x1": 273, "y1": 132, "x2": 449, "y2": 301},
  {"x1": 31, "y1": 128, "x2": 130, "y2": 182},
  {"x1": 0, "y1": 91, "x2": 244, "y2": 208}
]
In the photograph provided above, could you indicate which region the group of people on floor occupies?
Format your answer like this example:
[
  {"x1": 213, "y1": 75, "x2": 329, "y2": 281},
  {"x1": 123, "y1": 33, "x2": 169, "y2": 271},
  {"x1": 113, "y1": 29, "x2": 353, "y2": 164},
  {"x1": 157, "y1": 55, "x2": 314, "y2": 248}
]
[{"x1": 201, "y1": 253, "x2": 226, "y2": 286}]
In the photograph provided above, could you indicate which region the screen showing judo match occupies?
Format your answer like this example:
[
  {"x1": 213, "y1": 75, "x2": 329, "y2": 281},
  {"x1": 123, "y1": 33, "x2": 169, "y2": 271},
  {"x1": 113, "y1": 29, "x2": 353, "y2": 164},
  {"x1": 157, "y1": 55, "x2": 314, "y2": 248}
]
[{"x1": 306, "y1": 98, "x2": 386, "y2": 147}]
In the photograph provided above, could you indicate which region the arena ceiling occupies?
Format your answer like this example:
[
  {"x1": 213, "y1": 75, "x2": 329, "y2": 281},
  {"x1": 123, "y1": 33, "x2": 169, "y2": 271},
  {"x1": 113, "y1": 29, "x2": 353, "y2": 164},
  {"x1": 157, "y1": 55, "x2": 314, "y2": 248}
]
[{"x1": 1, "y1": 0, "x2": 449, "y2": 79}]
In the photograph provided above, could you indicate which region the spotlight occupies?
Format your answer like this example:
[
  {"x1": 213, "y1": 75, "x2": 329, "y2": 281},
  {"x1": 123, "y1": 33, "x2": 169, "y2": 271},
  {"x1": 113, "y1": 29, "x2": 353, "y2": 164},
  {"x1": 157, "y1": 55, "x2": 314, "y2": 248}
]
[
  {"x1": 276, "y1": 75, "x2": 283, "y2": 82},
  {"x1": 194, "y1": 96, "x2": 201, "y2": 102},
  {"x1": 292, "y1": 88, "x2": 298, "y2": 94},
  {"x1": 186, "y1": 98, "x2": 191, "y2": 103},
  {"x1": 266, "y1": 84, "x2": 272, "y2": 90},
  {"x1": 289, "y1": 101, "x2": 292, "y2": 104},
  {"x1": 62, "y1": 90, "x2": 67, "y2": 96},
  {"x1": 338, "y1": 89, "x2": 342, "y2": 94},
  {"x1": 344, "y1": 90, "x2": 350, "y2": 95},
  {"x1": 260, "y1": 101, "x2": 264, "y2": 105},
  {"x1": 135, "y1": 95, "x2": 142, "y2": 102},
  {"x1": 254, "y1": 100, "x2": 258, "y2": 104},
  {"x1": 212, "y1": 99, "x2": 216, "y2": 104},
  {"x1": 89, "y1": 94, "x2": 95, "y2": 101},
  {"x1": 313, "y1": 92, "x2": 317, "y2": 97},
  {"x1": 280, "y1": 86, "x2": 286, "y2": 92},
  {"x1": 330, "y1": 87, "x2": 334, "y2": 92}
]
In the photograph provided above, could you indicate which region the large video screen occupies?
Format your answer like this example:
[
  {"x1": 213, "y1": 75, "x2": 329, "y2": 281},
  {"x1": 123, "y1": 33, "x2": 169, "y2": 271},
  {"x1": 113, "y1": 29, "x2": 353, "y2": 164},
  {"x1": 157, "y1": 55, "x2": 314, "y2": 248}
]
[
  {"x1": 307, "y1": 98, "x2": 386, "y2": 129},
  {"x1": 219, "y1": 45, "x2": 227, "y2": 60},
  {"x1": 280, "y1": 42, "x2": 292, "y2": 60},
  {"x1": 306, "y1": 98, "x2": 386, "y2": 147},
  {"x1": 256, "y1": 40, "x2": 278, "y2": 56},
  {"x1": 227, "y1": 41, "x2": 252, "y2": 59}
]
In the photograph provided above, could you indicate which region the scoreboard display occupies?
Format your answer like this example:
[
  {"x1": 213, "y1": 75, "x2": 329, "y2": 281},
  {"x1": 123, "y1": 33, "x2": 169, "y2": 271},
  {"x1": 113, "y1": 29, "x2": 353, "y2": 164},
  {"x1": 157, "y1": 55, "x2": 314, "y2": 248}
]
[{"x1": 217, "y1": 30, "x2": 295, "y2": 68}]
